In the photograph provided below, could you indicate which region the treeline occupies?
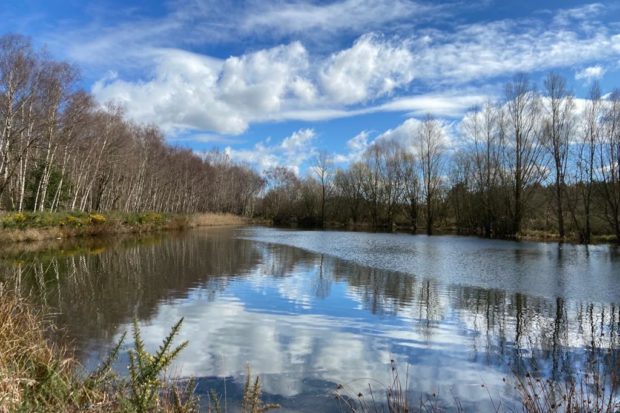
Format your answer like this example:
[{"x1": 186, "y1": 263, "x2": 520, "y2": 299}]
[
  {"x1": 258, "y1": 74, "x2": 620, "y2": 243},
  {"x1": 0, "y1": 34, "x2": 263, "y2": 215},
  {"x1": 5, "y1": 34, "x2": 619, "y2": 243}
]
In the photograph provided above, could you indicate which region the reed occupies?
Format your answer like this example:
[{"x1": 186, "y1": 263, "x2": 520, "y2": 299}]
[
  {"x1": 336, "y1": 359, "x2": 620, "y2": 413},
  {"x1": 515, "y1": 364, "x2": 620, "y2": 413}
]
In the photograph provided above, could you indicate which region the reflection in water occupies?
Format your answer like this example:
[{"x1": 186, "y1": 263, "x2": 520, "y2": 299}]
[{"x1": 0, "y1": 227, "x2": 618, "y2": 412}]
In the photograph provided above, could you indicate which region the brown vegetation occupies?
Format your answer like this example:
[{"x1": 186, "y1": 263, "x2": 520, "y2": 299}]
[
  {"x1": 336, "y1": 360, "x2": 620, "y2": 413},
  {"x1": 188, "y1": 213, "x2": 249, "y2": 228}
]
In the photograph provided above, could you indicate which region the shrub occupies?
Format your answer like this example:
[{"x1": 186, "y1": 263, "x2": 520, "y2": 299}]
[
  {"x1": 65, "y1": 214, "x2": 89, "y2": 227},
  {"x1": 1, "y1": 212, "x2": 28, "y2": 229},
  {"x1": 89, "y1": 213, "x2": 107, "y2": 224},
  {"x1": 125, "y1": 318, "x2": 189, "y2": 413}
]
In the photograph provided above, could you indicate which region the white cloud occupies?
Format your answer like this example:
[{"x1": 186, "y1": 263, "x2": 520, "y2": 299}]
[
  {"x1": 374, "y1": 118, "x2": 423, "y2": 151},
  {"x1": 377, "y1": 92, "x2": 488, "y2": 117},
  {"x1": 168, "y1": 133, "x2": 235, "y2": 144},
  {"x1": 240, "y1": 0, "x2": 432, "y2": 38},
  {"x1": 409, "y1": 17, "x2": 619, "y2": 84},
  {"x1": 93, "y1": 43, "x2": 312, "y2": 135},
  {"x1": 320, "y1": 33, "x2": 415, "y2": 104},
  {"x1": 225, "y1": 128, "x2": 317, "y2": 174},
  {"x1": 333, "y1": 116, "x2": 457, "y2": 167},
  {"x1": 89, "y1": 2, "x2": 620, "y2": 136},
  {"x1": 333, "y1": 131, "x2": 371, "y2": 164},
  {"x1": 575, "y1": 65, "x2": 606, "y2": 82}
]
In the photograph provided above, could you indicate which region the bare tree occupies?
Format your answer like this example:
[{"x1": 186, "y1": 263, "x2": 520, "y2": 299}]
[
  {"x1": 542, "y1": 72, "x2": 575, "y2": 240},
  {"x1": 567, "y1": 82, "x2": 601, "y2": 243},
  {"x1": 362, "y1": 144, "x2": 383, "y2": 229},
  {"x1": 417, "y1": 115, "x2": 444, "y2": 235},
  {"x1": 598, "y1": 89, "x2": 620, "y2": 240},
  {"x1": 401, "y1": 150, "x2": 421, "y2": 232},
  {"x1": 503, "y1": 74, "x2": 545, "y2": 236},
  {"x1": 461, "y1": 102, "x2": 502, "y2": 236},
  {"x1": 313, "y1": 150, "x2": 333, "y2": 227},
  {"x1": 334, "y1": 163, "x2": 365, "y2": 224}
]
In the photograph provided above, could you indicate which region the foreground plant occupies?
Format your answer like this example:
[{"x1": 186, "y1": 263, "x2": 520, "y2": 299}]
[
  {"x1": 515, "y1": 366, "x2": 620, "y2": 413},
  {"x1": 0, "y1": 286, "x2": 79, "y2": 412},
  {"x1": 125, "y1": 318, "x2": 190, "y2": 412},
  {"x1": 334, "y1": 360, "x2": 444, "y2": 413},
  {"x1": 241, "y1": 367, "x2": 280, "y2": 413},
  {"x1": 336, "y1": 358, "x2": 620, "y2": 413},
  {"x1": 0, "y1": 286, "x2": 198, "y2": 412}
]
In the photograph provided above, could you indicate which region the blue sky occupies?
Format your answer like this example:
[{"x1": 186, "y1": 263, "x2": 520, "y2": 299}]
[{"x1": 3, "y1": 0, "x2": 620, "y2": 174}]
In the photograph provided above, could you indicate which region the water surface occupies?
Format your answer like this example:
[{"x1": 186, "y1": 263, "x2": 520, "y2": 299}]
[{"x1": 1, "y1": 227, "x2": 618, "y2": 412}]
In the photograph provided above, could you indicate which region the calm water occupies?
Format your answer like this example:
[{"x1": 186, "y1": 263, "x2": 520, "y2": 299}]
[{"x1": 1, "y1": 227, "x2": 619, "y2": 412}]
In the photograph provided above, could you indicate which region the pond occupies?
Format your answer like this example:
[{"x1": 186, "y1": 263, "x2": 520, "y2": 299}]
[{"x1": 1, "y1": 227, "x2": 619, "y2": 412}]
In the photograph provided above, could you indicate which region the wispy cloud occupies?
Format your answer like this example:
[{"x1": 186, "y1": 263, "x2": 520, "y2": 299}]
[{"x1": 239, "y1": 0, "x2": 437, "y2": 39}]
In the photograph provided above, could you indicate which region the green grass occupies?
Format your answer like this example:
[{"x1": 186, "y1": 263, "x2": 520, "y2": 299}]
[{"x1": 0, "y1": 211, "x2": 178, "y2": 230}]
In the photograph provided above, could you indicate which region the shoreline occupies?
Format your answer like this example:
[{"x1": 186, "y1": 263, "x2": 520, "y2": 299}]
[
  {"x1": 273, "y1": 221, "x2": 619, "y2": 245},
  {"x1": 1, "y1": 211, "x2": 616, "y2": 247},
  {"x1": 0, "y1": 212, "x2": 250, "y2": 244}
]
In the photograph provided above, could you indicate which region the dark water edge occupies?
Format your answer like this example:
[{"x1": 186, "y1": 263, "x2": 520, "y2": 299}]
[
  {"x1": 0, "y1": 226, "x2": 618, "y2": 412},
  {"x1": 271, "y1": 220, "x2": 619, "y2": 246}
]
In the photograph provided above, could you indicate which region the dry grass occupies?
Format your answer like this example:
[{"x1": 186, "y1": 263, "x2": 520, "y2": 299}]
[
  {"x1": 188, "y1": 213, "x2": 249, "y2": 228},
  {"x1": 515, "y1": 364, "x2": 620, "y2": 413},
  {"x1": 336, "y1": 359, "x2": 620, "y2": 413},
  {"x1": 0, "y1": 227, "x2": 65, "y2": 243},
  {"x1": 0, "y1": 285, "x2": 78, "y2": 412},
  {"x1": 334, "y1": 360, "x2": 451, "y2": 413},
  {"x1": 0, "y1": 287, "x2": 200, "y2": 412}
]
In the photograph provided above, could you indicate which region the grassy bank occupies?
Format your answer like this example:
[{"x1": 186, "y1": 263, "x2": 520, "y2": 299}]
[{"x1": 0, "y1": 212, "x2": 248, "y2": 243}]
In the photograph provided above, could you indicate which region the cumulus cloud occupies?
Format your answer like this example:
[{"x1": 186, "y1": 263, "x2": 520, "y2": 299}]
[
  {"x1": 575, "y1": 65, "x2": 606, "y2": 82},
  {"x1": 374, "y1": 118, "x2": 423, "y2": 151},
  {"x1": 319, "y1": 34, "x2": 414, "y2": 104},
  {"x1": 371, "y1": 117, "x2": 454, "y2": 154},
  {"x1": 93, "y1": 43, "x2": 312, "y2": 135},
  {"x1": 225, "y1": 128, "x2": 317, "y2": 174},
  {"x1": 332, "y1": 117, "x2": 457, "y2": 167}
]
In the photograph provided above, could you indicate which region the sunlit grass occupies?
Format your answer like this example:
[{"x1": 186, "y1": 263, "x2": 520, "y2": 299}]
[{"x1": 0, "y1": 211, "x2": 249, "y2": 244}]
